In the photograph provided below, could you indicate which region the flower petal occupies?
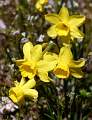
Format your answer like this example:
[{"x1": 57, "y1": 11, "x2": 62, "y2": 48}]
[
  {"x1": 16, "y1": 59, "x2": 25, "y2": 66},
  {"x1": 43, "y1": 52, "x2": 58, "y2": 62},
  {"x1": 23, "y1": 79, "x2": 36, "y2": 89},
  {"x1": 38, "y1": 72, "x2": 51, "y2": 82},
  {"x1": 23, "y1": 42, "x2": 33, "y2": 60},
  {"x1": 70, "y1": 58, "x2": 85, "y2": 68},
  {"x1": 37, "y1": 52, "x2": 58, "y2": 72},
  {"x1": 70, "y1": 26, "x2": 84, "y2": 39},
  {"x1": 58, "y1": 46, "x2": 73, "y2": 65},
  {"x1": 24, "y1": 89, "x2": 38, "y2": 100},
  {"x1": 47, "y1": 25, "x2": 57, "y2": 38},
  {"x1": 45, "y1": 13, "x2": 61, "y2": 24},
  {"x1": 35, "y1": 0, "x2": 48, "y2": 11},
  {"x1": 69, "y1": 15, "x2": 85, "y2": 27},
  {"x1": 59, "y1": 6, "x2": 69, "y2": 23},
  {"x1": 31, "y1": 45, "x2": 42, "y2": 61},
  {"x1": 70, "y1": 68, "x2": 84, "y2": 78},
  {"x1": 37, "y1": 60, "x2": 57, "y2": 72},
  {"x1": 35, "y1": 0, "x2": 42, "y2": 12},
  {"x1": 40, "y1": 0, "x2": 48, "y2": 4},
  {"x1": 19, "y1": 77, "x2": 26, "y2": 86}
]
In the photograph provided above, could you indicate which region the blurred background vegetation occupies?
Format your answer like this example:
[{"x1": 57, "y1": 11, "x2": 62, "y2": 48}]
[{"x1": 0, "y1": 0, "x2": 92, "y2": 120}]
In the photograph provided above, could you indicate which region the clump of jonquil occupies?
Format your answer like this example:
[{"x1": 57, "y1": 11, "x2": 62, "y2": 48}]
[{"x1": 9, "y1": 6, "x2": 86, "y2": 106}]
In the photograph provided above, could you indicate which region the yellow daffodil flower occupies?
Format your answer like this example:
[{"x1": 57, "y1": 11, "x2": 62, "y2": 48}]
[
  {"x1": 35, "y1": 0, "x2": 48, "y2": 12},
  {"x1": 16, "y1": 42, "x2": 58, "y2": 82},
  {"x1": 9, "y1": 78, "x2": 38, "y2": 104},
  {"x1": 45, "y1": 6, "x2": 85, "y2": 42},
  {"x1": 54, "y1": 46, "x2": 85, "y2": 78}
]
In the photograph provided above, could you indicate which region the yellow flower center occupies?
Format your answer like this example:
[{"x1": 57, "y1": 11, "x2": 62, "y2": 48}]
[{"x1": 57, "y1": 23, "x2": 68, "y2": 30}]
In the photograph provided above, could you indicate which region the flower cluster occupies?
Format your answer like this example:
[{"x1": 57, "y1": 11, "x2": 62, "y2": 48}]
[{"x1": 9, "y1": 6, "x2": 85, "y2": 104}]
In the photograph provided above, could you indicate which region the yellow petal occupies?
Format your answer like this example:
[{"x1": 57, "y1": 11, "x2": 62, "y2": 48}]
[
  {"x1": 35, "y1": 2, "x2": 42, "y2": 11},
  {"x1": 40, "y1": 0, "x2": 48, "y2": 4},
  {"x1": 59, "y1": 6, "x2": 69, "y2": 23},
  {"x1": 38, "y1": 72, "x2": 50, "y2": 82},
  {"x1": 58, "y1": 46, "x2": 73, "y2": 65},
  {"x1": 19, "y1": 77, "x2": 26, "y2": 86},
  {"x1": 23, "y1": 79, "x2": 36, "y2": 89},
  {"x1": 54, "y1": 65, "x2": 69, "y2": 78},
  {"x1": 24, "y1": 89, "x2": 38, "y2": 99},
  {"x1": 16, "y1": 59, "x2": 25, "y2": 66},
  {"x1": 56, "y1": 23, "x2": 69, "y2": 36},
  {"x1": 70, "y1": 58, "x2": 85, "y2": 68},
  {"x1": 36, "y1": 0, "x2": 48, "y2": 11},
  {"x1": 45, "y1": 13, "x2": 61, "y2": 24},
  {"x1": 43, "y1": 52, "x2": 58, "y2": 62},
  {"x1": 23, "y1": 42, "x2": 33, "y2": 60},
  {"x1": 70, "y1": 68, "x2": 84, "y2": 78},
  {"x1": 47, "y1": 25, "x2": 57, "y2": 38},
  {"x1": 14, "y1": 81, "x2": 19, "y2": 86},
  {"x1": 69, "y1": 15, "x2": 85, "y2": 27},
  {"x1": 70, "y1": 26, "x2": 84, "y2": 39},
  {"x1": 37, "y1": 60, "x2": 57, "y2": 72},
  {"x1": 31, "y1": 45, "x2": 42, "y2": 61},
  {"x1": 37, "y1": 52, "x2": 57, "y2": 76}
]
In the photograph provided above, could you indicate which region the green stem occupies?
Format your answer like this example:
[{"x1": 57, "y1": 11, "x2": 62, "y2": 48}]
[{"x1": 42, "y1": 41, "x2": 55, "y2": 55}]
